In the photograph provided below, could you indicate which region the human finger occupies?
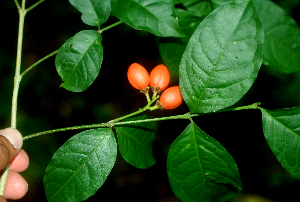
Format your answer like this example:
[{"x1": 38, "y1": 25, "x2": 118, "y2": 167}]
[
  {"x1": 3, "y1": 171, "x2": 28, "y2": 200},
  {"x1": 0, "y1": 128, "x2": 23, "y2": 170},
  {"x1": 9, "y1": 149, "x2": 29, "y2": 173}
]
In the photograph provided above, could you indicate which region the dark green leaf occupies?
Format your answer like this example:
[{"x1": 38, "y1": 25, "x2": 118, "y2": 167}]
[
  {"x1": 43, "y1": 128, "x2": 117, "y2": 202},
  {"x1": 211, "y1": 0, "x2": 234, "y2": 8},
  {"x1": 179, "y1": 0, "x2": 263, "y2": 113},
  {"x1": 55, "y1": 30, "x2": 103, "y2": 92},
  {"x1": 254, "y1": 0, "x2": 300, "y2": 73},
  {"x1": 69, "y1": 0, "x2": 111, "y2": 27},
  {"x1": 159, "y1": 9, "x2": 204, "y2": 77},
  {"x1": 182, "y1": 0, "x2": 212, "y2": 17},
  {"x1": 115, "y1": 114, "x2": 156, "y2": 169},
  {"x1": 261, "y1": 107, "x2": 300, "y2": 179},
  {"x1": 110, "y1": 0, "x2": 184, "y2": 37},
  {"x1": 167, "y1": 122, "x2": 242, "y2": 202}
]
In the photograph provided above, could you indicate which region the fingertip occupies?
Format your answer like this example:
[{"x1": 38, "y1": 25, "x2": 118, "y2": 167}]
[
  {"x1": 3, "y1": 171, "x2": 28, "y2": 200},
  {"x1": 9, "y1": 150, "x2": 29, "y2": 172}
]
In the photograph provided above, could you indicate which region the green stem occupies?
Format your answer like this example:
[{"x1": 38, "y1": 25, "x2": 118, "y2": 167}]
[
  {"x1": 22, "y1": 102, "x2": 261, "y2": 140},
  {"x1": 26, "y1": 0, "x2": 46, "y2": 13},
  {"x1": 1, "y1": 0, "x2": 27, "y2": 196},
  {"x1": 99, "y1": 21, "x2": 123, "y2": 33},
  {"x1": 20, "y1": 50, "x2": 58, "y2": 79}
]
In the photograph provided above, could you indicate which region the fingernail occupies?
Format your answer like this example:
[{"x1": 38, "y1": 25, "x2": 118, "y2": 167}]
[{"x1": 0, "y1": 128, "x2": 23, "y2": 149}]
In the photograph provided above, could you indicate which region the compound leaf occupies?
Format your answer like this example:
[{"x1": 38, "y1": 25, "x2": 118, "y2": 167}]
[
  {"x1": 69, "y1": 0, "x2": 111, "y2": 27},
  {"x1": 261, "y1": 107, "x2": 300, "y2": 179},
  {"x1": 55, "y1": 30, "x2": 103, "y2": 92},
  {"x1": 43, "y1": 128, "x2": 117, "y2": 202},
  {"x1": 115, "y1": 114, "x2": 156, "y2": 169},
  {"x1": 254, "y1": 0, "x2": 300, "y2": 73},
  {"x1": 179, "y1": 0, "x2": 263, "y2": 113},
  {"x1": 110, "y1": 0, "x2": 184, "y2": 37},
  {"x1": 167, "y1": 122, "x2": 242, "y2": 202}
]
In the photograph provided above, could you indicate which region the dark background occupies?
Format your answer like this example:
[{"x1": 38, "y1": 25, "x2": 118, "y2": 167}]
[{"x1": 1, "y1": 0, "x2": 300, "y2": 201}]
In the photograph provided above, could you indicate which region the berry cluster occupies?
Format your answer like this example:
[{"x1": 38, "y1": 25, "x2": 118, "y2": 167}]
[{"x1": 127, "y1": 63, "x2": 183, "y2": 110}]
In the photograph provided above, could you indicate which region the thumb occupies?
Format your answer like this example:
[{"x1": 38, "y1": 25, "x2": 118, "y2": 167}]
[{"x1": 0, "y1": 128, "x2": 23, "y2": 171}]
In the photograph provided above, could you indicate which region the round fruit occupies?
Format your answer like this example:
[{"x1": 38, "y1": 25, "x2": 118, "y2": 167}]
[
  {"x1": 159, "y1": 86, "x2": 183, "y2": 109},
  {"x1": 127, "y1": 63, "x2": 150, "y2": 90},
  {"x1": 149, "y1": 64, "x2": 170, "y2": 91}
]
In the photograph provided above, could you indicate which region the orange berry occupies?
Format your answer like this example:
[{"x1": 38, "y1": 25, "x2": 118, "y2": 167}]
[
  {"x1": 159, "y1": 86, "x2": 183, "y2": 109},
  {"x1": 149, "y1": 64, "x2": 170, "y2": 91},
  {"x1": 127, "y1": 63, "x2": 150, "y2": 90}
]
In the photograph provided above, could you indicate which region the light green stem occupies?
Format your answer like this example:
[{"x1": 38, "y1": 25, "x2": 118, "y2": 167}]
[
  {"x1": 99, "y1": 21, "x2": 123, "y2": 33},
  {"x1": 1, "y1": 0, "x2": 27, "y2": 196},
  {"x1": 22, "y1": 102, "x2": 261, "y2": 140},
  {"x1": 20, "y1": 50, "x2": 58, "y2": 78}
]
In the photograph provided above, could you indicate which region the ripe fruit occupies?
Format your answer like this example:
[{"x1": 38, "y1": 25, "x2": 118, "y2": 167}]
[
  {"x1": 159, "y1": 86, "x2": 183, "y2": 109},
  {"x1": 149, "y1": 64, "x2": 170, "y2": 91},
  {"x1": 127, "y1": 63, "x2": 150, "y2": 90}
]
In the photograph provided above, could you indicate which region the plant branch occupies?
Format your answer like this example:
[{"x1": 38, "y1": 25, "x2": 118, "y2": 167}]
[
  {"x1": 20, "y1": 50, "x2": 58, "y2": 79},
  {"x1": 14, "y1": 0, "x2": 21, "y2": 10},
  {"x1": 22, "y1": 102, "x2": 261, "y2": 141},
  {"x1": 1, "y1": 0, "x2": 27, "y2": 196},
  {"x1": 98, "y1": 21, "x2": 123, "y2": 33},
  {"x1": 26, "y1": 0, "x2": 46, "y2": 13}
]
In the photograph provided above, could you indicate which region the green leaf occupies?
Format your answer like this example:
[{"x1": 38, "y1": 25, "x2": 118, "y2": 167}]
[
  {"x1": 110, "y1": 0, "x2": 184, "y2": 37},
  {"x1": 43, "y1": 128, "x2": 117, "y2": 202},
  {"x1": 159, "y1": 9, "x2": 204, "y2": 77},
  {"x1": 179, "y1": 0, "x2": 263, "y2": 113},
  {"x1": 182, "y1": 0, "x2": 212, "y2": 17},
  {"x1": 211, "y1": 0, "x2": 234, "y2": 8},
  {"x1": 115, "y1": 114, "x2": 156, "y2": 169},
  {"x1": 261, "y1": 107, "x2": 300, "y2": 179},
  {"x1": 69, "y1": 0, "x2": 111, "y2": 27},
  {"x1": 254, "y1": 0, "x2": 300, "y2": 73},
  {"x1": 55, "y1": 30, "x2": 103, "y2": 92},
  {"x1": 167, "y1": 122, "x2": 242, "y2": 202}
]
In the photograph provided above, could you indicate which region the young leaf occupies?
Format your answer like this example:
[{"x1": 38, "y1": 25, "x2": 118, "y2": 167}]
[
  {"x1": 69, "y1": 0, "x2": 111, "y2": 27},
  {"x1": 43, "y1": 128, "x2": 117, "y2": 202},
  {"x1": 167, "y1": 122, "x2": 242, "y2": 202},
  {"x1": 261, "y1": 107, "x2": 300, "y2": 180},
  {"x1": 179, "y1": 0, "x2": 264, "y2": 113},
  {"x1": 254, "y1": 0, "x2": 300, "y2": 73},
  {"x1": 115, "y1": 114, "x2": 156, "y2": 169},
  {"x1": 110, "y1": 0, "x2": 184, "y2": 37},
  {"x1": 55, "y1": 30, "x2": 103, "y2": 92}
]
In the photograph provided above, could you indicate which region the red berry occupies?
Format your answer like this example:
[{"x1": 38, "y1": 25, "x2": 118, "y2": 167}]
[
  {"x1": 127, "y1": 63, "x2": 150, "y2": 90},
  {"x1": 149, "y1": 64, "x2": 170, "y2": 91},
  {"x1": 159, "y1": 86, "x2": 183, "y2": 109}
]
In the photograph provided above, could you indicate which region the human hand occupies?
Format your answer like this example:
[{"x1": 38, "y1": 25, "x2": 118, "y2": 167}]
[{"x1": 0, "y1": 128, "x2": 29, "y2": 202}]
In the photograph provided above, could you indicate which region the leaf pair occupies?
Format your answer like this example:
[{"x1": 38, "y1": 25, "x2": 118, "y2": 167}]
[
  {"x1": 43, "y1": 115, "x2": 155, "y2": 201},
  {"x1": 56, "y1": 0, "x2": 184, "y2": 92}
]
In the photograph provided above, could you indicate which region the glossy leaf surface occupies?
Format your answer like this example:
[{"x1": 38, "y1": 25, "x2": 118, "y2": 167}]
[
  {"x1": 69, "y1": 0, "x2": 111, "y2": 26},
  {"x1": 261, "y1": 107, "x2": 300, "y2": 179},
  {"x1": 115, "y1": 115, "x2": 156, "y2": 169},
  {"x1": 179, "y1": 0, "x2": 263, "y2": 113},
  {"x1": 110, "y1": 0, "x2": 184, "y2": 37},
  {"x1": 55, "y1": 30, "x2": 103, "y2": 92},
  {"x1": 167, "y1": 122, "x2": 242, "y2": 202},
  {"x1": 43, "y1": 128, "x2": 117, "y2": 202},
  {"x1": 254, "y1": 0, "x2": 300, "y2": 73}
]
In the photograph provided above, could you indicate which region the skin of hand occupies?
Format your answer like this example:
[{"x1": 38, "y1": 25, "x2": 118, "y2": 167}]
[{"x1": 0, "y1": 128, "x2": 29, "y2": 201}]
